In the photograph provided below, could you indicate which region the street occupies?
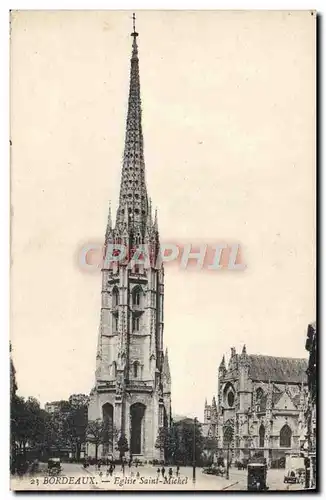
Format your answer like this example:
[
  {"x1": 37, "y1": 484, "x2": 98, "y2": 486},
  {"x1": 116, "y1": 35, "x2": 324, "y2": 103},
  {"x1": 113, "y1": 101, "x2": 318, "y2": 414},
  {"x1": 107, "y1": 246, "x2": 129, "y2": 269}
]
[{"x1": 11, "y1": 462, "x2": 306, "y2": 491}]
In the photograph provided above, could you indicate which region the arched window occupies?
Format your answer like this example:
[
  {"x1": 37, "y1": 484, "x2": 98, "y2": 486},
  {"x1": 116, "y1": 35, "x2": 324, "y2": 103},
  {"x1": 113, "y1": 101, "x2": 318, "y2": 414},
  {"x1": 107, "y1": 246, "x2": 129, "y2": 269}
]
[
  {"x1": 223, "y1": 382, "x2": 235, "y2": 408},
  {"x1": 280, "y1": 424, "x2": 292, "y2": 448},
  {"x1": 113, "y1": 313, "x2": 119, "y2": 332},
  {"x1": 259, "y1": 424, "x2": 265, "y2": 448},
  {"x1": 132, "y1": 315, "x2": 140, "y2": 332},
  {"x1": 132, "y1": 287, "x2": 141, "y2": 306},
  {"x1": 227, "y1": 391, "x2": 235, "y2": 407},
  {"x1": 133, "y1": 361, "x2": 139, "y2": 378},
  {"x1": 112, "y1": 287, "x2": 119, "y2": 307},
  {"x1": 111, "y1": 361, "x2": 116, "y2": 378},
  {"x1": 256, "y1": 388, "x2": 264, "y2": 401}
]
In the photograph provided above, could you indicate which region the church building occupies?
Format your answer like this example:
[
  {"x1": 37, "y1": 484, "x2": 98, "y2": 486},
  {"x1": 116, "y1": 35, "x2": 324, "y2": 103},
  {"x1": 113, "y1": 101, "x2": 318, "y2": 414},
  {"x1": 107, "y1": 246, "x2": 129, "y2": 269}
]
[
  {"x1": 204, "y1": 346, "x2": 308, "y2": 465},
  {"x1": 88, "y1": 17, "x2": 171, "y2": 461}
]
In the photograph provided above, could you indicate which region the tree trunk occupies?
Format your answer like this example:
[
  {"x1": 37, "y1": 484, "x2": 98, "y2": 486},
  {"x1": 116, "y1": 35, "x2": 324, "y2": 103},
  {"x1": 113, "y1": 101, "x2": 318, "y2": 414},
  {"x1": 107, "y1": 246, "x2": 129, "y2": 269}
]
[{"x1": 95, "y1": 444, "x2": 98, "y2": 461}]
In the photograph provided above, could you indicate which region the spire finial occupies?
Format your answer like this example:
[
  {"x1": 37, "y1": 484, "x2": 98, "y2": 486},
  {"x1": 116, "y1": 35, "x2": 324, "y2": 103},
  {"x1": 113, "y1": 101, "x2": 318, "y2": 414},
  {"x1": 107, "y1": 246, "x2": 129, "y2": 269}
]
[
  {"x1": 108, "y1": 200, "x2": 112, "y2": 226},
  {"x1": 154, "y1": 208, "x2": 158, "y2": 230},
  {"x1": 131, "y1": 13, "x2": 138, "y2": 37}
]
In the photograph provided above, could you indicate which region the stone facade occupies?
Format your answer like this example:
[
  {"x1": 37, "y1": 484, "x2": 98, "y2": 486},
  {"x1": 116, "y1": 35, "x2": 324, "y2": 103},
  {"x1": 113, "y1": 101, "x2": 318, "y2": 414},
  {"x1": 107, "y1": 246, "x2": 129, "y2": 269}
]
[
  {"x1": 204, "y1": 346, "x2": 308, "y2": 465},
  {"x1": 87, "y1": 20, "x2": 171, "y2": 461}
]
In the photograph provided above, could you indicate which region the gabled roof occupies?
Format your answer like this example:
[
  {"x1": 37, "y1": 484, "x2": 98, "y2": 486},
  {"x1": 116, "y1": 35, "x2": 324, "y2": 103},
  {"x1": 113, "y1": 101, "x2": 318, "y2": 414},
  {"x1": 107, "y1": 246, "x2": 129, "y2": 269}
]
[
  {"x1": 272, "y1": 392, "x2": 283, "y2": 406},
  {"x1": 248, "y1": 355, "x2": 308, "y2": 384}
]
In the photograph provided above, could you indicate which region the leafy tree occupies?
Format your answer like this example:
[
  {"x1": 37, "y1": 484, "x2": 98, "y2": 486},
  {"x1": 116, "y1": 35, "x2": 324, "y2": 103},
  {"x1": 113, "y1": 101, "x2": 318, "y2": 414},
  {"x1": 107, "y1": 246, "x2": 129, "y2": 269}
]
[
  {"x1": 11, "y1": 396, "x2": 47, "y2": 463},
  {"x1": 202, "y1": 436, "x2": 218, "y2": 465},
  {"x1": 155, "y1": 427, "x2": 166, "y2": 450},
  {"x1": 69, "y1": 394, "x2": 90, "y2": 409},
  {"x1": 86, "y1": 419, "x2": 106, "y2": 460},
  {"x1": 66, "y1": 394, "x2": 89, "y2": 460},
  {"x1": 155, "y1": 424, "x2": 179, "y2": 463},
  {"x1": 116, "y1": 433, "x2": 129, "y2": 460},
  {"x1": 172, "y1": 419, "x2": 204, "y2": 466},
  {"x1": 166, "y1": 422, "x2": 179, "y2": 463}
]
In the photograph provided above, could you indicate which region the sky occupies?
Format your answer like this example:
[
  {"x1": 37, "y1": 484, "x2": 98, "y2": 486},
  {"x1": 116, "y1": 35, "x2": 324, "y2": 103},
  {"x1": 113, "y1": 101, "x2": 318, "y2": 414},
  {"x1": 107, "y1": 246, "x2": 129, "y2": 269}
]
[{"x1": 11, "y1": 10, "x2": 315, "y2": 420}]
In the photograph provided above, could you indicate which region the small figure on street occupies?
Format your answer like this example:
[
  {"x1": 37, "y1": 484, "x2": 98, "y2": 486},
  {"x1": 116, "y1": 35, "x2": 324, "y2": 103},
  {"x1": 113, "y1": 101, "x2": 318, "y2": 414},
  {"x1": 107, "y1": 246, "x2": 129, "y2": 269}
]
[
  {"x1": 161, "y1": 466, "x2": 165, "y2": 477},
  {"x1": 157, "y1": 467, "x2": 160, "y2": 477},
  {"x1": 176, "y1": 465, "x2": 180, "y2": 477},
  {"x1": 136, "y1": 470, "x2": 140, "y2": 479},
  {"x1": 168, "y1": 467, "x2": 173, "y2": 478},
  {"x1": 109, "y1": 464, "x2": 114, "y2": 476}
]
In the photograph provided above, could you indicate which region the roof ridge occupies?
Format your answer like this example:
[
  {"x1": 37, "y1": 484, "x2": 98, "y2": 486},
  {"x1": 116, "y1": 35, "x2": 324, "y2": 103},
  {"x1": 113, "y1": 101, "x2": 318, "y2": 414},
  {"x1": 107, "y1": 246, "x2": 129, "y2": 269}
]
[{"x1": 249, "y1": 354, "x2": 307, "y2": 361}]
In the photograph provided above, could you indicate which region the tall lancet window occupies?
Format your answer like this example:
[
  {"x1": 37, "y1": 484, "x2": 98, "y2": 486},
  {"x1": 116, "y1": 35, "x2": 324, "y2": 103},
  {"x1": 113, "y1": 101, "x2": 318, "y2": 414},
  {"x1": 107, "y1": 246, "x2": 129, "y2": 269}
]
[
  {"x1": 113, "y1": 313, "x2": 119, "y2": 333},
  {"x1": 259, "y1": 424, "x2": 265, "y2": 448},
  {"x1": 112, "y1": 287, "x2": 119, "y2": 308},
  {"x1": 133, "y1": 361, "x2": 139, "y2": 378},
  {"x1": 280, "y1": 424, "x2": 292, "y2": 448},
  {"x1": 132, "y1": 315, "x2": 140, "y2": 332},
  {"x1": 133, "y1": 287, "x2": 141, "y2": 306}
]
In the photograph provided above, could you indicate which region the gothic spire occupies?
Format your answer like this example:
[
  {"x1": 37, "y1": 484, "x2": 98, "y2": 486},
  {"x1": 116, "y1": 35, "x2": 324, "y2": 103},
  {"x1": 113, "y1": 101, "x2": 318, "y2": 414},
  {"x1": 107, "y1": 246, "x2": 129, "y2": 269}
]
[
  {"x1": 162, "y1": 348, "x2": 171, "y2": 380},
  {"x1": 115, "y1": 13, "x2": 148, "y2": 237}
]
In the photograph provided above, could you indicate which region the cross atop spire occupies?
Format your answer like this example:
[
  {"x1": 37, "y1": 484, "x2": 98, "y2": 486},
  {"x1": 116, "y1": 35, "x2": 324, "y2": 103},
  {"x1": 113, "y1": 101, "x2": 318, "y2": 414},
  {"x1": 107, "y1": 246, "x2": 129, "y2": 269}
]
[{"x1": 132, "y1": 13, "x2": 138, "y2": 37}]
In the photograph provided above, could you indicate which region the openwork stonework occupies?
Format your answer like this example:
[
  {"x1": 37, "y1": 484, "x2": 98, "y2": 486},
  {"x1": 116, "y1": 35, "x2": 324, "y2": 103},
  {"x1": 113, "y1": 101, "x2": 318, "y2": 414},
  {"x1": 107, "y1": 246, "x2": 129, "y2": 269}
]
[{"x1": 87, "y1": 21, "x2": 171, "y2": 461}]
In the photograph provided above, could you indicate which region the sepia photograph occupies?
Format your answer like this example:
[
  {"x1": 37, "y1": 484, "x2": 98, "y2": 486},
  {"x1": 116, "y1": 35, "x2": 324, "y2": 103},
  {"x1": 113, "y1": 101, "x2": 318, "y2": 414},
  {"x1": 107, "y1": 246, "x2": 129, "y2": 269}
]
[{"x1": 10, "y1": 10, "x2": 316, "y2": 491}]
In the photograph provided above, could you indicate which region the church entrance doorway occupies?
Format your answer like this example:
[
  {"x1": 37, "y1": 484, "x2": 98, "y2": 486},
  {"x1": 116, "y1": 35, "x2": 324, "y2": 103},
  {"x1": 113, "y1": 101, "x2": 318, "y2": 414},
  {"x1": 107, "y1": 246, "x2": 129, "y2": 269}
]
[
  {"x1": 102, "y1": 403, "x2": 114, "y2": 454},
  {"x1": 130, "y1": 403, "x2": 146, "y2": 455}
]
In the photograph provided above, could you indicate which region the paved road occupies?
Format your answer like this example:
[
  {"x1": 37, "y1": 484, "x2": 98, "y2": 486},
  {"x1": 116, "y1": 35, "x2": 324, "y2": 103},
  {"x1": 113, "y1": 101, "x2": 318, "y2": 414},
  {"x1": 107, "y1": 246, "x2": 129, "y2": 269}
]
[
  {"x1": 11, "y1": 463, "x2": 306, "y2": 491},
  {"x1": 225, "y1": 468, "x2": 304, "y2": 491}
]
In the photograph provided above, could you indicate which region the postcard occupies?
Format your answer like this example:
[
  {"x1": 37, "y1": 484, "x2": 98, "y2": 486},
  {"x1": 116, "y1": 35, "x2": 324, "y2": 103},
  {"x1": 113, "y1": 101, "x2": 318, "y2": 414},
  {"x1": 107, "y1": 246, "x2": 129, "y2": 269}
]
[{"x1": 10, "y1": 10, "x2": 316, "y2": 491}]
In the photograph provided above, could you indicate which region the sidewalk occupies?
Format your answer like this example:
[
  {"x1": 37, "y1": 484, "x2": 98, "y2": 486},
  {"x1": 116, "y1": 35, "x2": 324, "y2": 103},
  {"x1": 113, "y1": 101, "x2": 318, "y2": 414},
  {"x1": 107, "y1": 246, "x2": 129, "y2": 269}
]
[{"x1": 86, "y1": 464, "x2": 238, "y2": 491}]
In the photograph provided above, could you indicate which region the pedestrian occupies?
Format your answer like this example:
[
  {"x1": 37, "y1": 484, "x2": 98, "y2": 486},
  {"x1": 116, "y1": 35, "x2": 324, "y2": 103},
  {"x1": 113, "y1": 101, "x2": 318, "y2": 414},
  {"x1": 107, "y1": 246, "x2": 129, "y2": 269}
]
[
  {"x1": 176, "y1": 465, "x2": 180, "y2": 476},
  {"x1": 136, "y1": 470, "x2": 140, "y2": 479},
  {"x1": 169, "y1": 467, "x2": 173, "y2": 478},
  {"x1": 161, "y1": 466, "x2": 165, "y2": 477},
  {"x1": 157, "y1": 467, "x2": 160, "y2": 477}
]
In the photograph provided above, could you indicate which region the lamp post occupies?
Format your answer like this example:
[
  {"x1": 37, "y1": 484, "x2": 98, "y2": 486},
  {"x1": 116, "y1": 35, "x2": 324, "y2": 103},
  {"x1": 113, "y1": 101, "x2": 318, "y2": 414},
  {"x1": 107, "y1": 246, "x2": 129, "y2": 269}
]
[{"x1": 192, "y1": 417, "x2": 197, "y2": 484}]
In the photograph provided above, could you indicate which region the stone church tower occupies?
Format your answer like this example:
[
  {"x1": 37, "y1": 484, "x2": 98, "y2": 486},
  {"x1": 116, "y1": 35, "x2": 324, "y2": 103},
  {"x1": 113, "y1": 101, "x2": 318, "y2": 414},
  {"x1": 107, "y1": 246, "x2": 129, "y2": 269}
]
[{"x1": 88, "y1": 17, "x2": 171, "y2": 461}]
